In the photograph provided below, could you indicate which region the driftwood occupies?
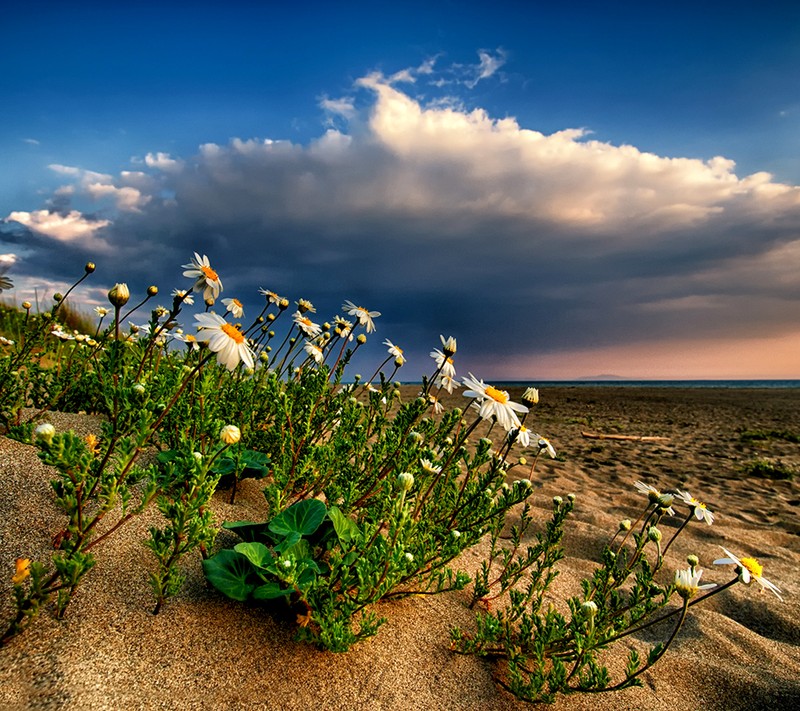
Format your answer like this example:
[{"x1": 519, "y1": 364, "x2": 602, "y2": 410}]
[{"x1": 581, "y1": 431, "x2": 670, "y2": 442}]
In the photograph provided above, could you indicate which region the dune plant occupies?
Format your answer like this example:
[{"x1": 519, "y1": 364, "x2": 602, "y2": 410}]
[
  {"x1": 0, "y1": 255, "x2": 785, "y2": 707},
  {"x1": 451, "y1": 481, "x2": 784, "y2": 703}
]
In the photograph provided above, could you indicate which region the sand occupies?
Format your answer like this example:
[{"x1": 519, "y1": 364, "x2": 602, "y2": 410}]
[{"x1": 0, "y1": 387, "x2": 798, "y2": 710}]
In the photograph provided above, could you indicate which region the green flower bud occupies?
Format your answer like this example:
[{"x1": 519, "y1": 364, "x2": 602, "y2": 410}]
[
  {"x1": 619, "y1": 519, "x2": 632, "y2": 532},
  {"x1": 34, "y1": 422, "x2": 56, "y2": 445},
  {"x1": 397, "y1": 472, "x2": 414, "y2": 491},
  {"x1": 581, "y1": 600, "x2": 598, "y2": 618},
  {"x1": 220, "y1": 425, "x2": 241, "y2": 445},
  {"x1": 648, "y1": 526, "x2": 662, "y2": 543},
  {"x1": 108, "y1": 283, "x2": 130, "y2": 307}
]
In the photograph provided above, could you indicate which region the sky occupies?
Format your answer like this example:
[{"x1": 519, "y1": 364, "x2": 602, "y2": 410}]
[{"x1": 1, "y1": 1, "x2": 799, "y2": 380}]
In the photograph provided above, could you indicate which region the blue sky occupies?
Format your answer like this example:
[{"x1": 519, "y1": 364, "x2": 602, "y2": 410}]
[{"x1": 2, "y1": 1, "x2": 799, "y2": 379}]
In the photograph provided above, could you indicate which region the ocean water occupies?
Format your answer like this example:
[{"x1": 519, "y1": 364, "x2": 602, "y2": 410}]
[{"x1": 494, "y1": 380, "x2": 800, "y2": 389}]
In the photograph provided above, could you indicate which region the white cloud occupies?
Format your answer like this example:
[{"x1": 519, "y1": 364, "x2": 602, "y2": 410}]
[
  {"x1": 5, "y1": 210, "x2": 111, "y2": 245},
  {"x1": 22, "y1": 138, "x2": 40, "y2": 146},
  {"x1": 144, "y1": 152, "x2": 184, "y2": 172},
  {"x1": 465, "y1": 48, "x2": 507, "y2": 88}
]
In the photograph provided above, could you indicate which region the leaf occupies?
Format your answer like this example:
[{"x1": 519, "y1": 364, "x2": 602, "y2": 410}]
[
  {"x1": 269, "y1": 499, "x2": 326, "y2": 538},
  {"x1": 252, "y1": 582, "x2": 292, "y2": 600},
  {"x1": 327, "y1": 506, "x2": 360, "y2": 545},
  {"x1": 240, "y1": 450, "x2": 270, "y2": 479},
  {"x1": 222, "y1": 520, "x2": 275, "y2": 543},
  {"x1": 211, "y1": 457, "x2": 238, "y2": 476},
  {"x1": 202, "y1": 550, "x2": 256, "y2": 602},
  {"x1": 234, "y1": 541, "x2": 276, "y2": 571}
]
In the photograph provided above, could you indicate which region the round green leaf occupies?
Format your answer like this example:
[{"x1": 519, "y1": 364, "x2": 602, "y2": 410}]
[
  {"x1": 202, "y1": 550, "x2": 256, "y2": 602},
  {"x1": 269, "y1": 499, "x2": 327, "y2": 538}
]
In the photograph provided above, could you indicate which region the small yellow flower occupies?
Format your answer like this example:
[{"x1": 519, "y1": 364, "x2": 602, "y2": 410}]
[
  {"x1": 84, "y1": 433, "x2": 101, "y2": 455},
  {"x1": 12, "y1": 558, "x2": 31, "y2": 585}
]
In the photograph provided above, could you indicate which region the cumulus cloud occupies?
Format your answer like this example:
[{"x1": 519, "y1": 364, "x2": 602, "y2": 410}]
[{"x1": 3, "y1": 70, "x2": 800, "y2": 377}]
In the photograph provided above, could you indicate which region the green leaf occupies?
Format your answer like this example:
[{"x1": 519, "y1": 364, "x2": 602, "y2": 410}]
[
  {"x1": 269, "y1": 499, "x2": 326, "y2": 538},
  {"x1": 211, "y1": 457, "x2": 238, "y2": 476},
  {"x1": 222, "y1": 520, "x2": 275, "y2": 543},
  {"x1": 234, "y1": 541, "x2": 275, "y2": 571},
  {"x1": 202, "y1": 550, "x2": 256, "y2": 602},
  {"x1": 252, "y1": 582, "x2": 292, "y2": 600},
  {"x1": 240, "y1": 450, "x2": 270, "y2": 479},
  {"x1": 327, "y1": 506, "x2": 360, "y2": 545}
]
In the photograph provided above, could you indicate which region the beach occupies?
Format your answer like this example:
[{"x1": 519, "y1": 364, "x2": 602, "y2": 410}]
[{"x1": 0, "y1": 386, "x2": 798, "y2": 710}]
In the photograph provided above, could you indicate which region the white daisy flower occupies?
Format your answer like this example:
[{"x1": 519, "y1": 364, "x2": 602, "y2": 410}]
[
  {"x1": 461, "y1": 373, "x2": 528, "y2": 432},
  {"x1": 674, "y1": 567, "x2": 716, "y2": 600},
  {"x1": 94, "y1": 306, "x2": 109, "y2": 317},
  {"x1": 194, "y1": 312, "x2": 254, "y2": 370},
  {"x1": 174, "y1": 331, "x2": 200, "y2": 351},
  {"x1": 342, "y1": 300, "x2": 380, "y2": 333},
  {"x1": 304, "y1": 341, "x2": 324, "y2": 364},
  {"x1": 293, "y1": 312, "x2": 322, "y2": 337},
  {"x1": 674, "y1": 489, "x2": 715, "y2": 525},
  {"x1": 259, "y1": 288, "x2": 284, "y2": 305},
  {"x1": 537, "y1": 437, "x2": 557, "y2": 459},
  {"x1": 439, "y1": 335, "x2": 457, "y2": 356},
  {"x1": 509, "y1": 426, "x2": 537, "y2": 448},
  {"x1": 430, "y1": 349, "x2": 456, "y2": 379},
  {"x1": 428, "y1": 395, "x2": 444, "y2": 414},
  {"x1": 634, "y1": 481, "x2": 675, "y2": 515},
  {"x1": 713, "y1": 547, "x2": 783, "y2": 601},
  {"x1": 222, "y1": 297, "x2": 244, "y2": 319},
  {"x1": 296, "y1": 298, "x2": 316, "y2": 314},
  {"x1": 384, "y1": 339, "x2": 405, "y2": 364},
  {"x1": 172, "y1": 288, "x2": 195, "y2": 306},
  {"x1": 420, "y1": 458, "x2": 442, "y2": 476},
  {"x1": 182, "y1": 252, "x2": 223, "y2": 302},
  {"x1": 436, "y1": 373, "x2": 459, "y2": 394}
]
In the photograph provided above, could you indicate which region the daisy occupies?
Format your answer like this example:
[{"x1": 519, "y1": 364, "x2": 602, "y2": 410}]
[
  {"x1": 439, "y1": 335, "x2": 457, "y2": 357},
  {"x1": 634, "y1": 481, "x2": 675, "y2": 515},
  {"x1": 384, "y1": 339, "x2": 405, "y2": 365},
  {"x1": 436, "y1": 373, "x2": 459, "y2": 394},
  {"x1": 0, "y1": 266, "x2": 13, "y2": 292},
  {"x1": 182, "y1": 252, "x2": 223, "y2": 302},
  {"x1": 296, "y1": 298, "x2": 316, "y2": 314},
  {"x1": 428, "y1": 394, "x2": 444, "y2": 414},
  {"x1": 420, "y1": 458, "x2": 442, "y2": 476},
  {"x1": 674, "y1": 489, "x2": 715, "y2": 525},
  {"x1": 342, "y1": 300, "x2": 380, "y2": 333},
  {"x1": 171, "y1": 288, "x2": 195, "y2": 306},
  {"x1": 94, "y1": 306, "x2": 110, "y2": 317},
  {"x1": 174, "y1": 331, "x2": 200, "y2": 351},
  {"x1": 462, "y1": 373, "x2": 528, "y2": 432},
  {"x1": 713, "y1": 547, "x2": 783, "y2": 601},
  {"x1": 674, "y1": 567, "x2": 716, "y2": 600},
  {"x1": 259, "y1": 288, "x2": 283, "y2": 306},
  {"x1": 303, "y1": 341, "x2": 324, "y2": 364},
  {"x1": 222, "y1": 297, "x2": 244, "y2": 319},
  {"x1": 430, "y1": 349, "x2": 456, "y2": 379},
  {"x1": 509, "y1": 426, "x2": 536, "y2": 448},
  {"x1": 293, "y1": 312, "x2": 322, "y2": 337},
  {"x1": 194, "y1": 312, "x2": 254, "y2": 370},
  {"x1": 537, "y1": 437, "x2": 557, "y2": 458}
]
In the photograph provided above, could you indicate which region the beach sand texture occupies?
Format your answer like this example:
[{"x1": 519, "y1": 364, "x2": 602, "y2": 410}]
[{"x1": 0, "y1": 387, "x2": 798, "y2": 710}]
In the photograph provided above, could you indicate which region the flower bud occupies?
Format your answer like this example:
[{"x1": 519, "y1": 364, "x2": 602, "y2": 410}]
[
  {"x1": 404, "y1": 552, "x2": 414, "y2": 563},
  {"x1": 397, "y1": 472, "x2": 414, "y2": 491},
  {"x1": 618, "y1": 519, "x2": 632, "y2": 532},
  {"x1": 581, "y1": 600, "x2": 598, "y2": 618},
  {"x1": 656, "y1": 493, "x2": 674, "y2": 511},
  {"x1": 22, "y1": 301, "x2": 32, "y2": 310},
  {"x1": 193, "y1": 452, "x2": 203, "y2": 462},
  {"x1": 451, "y1": 530, "x2": 461, "y2": 539},
  {"x1": 687, "y1": 554, "x2": 700, "y2": 569},
  {"x1": 441, "y1": 335, "x2": 457, "y2": 357},
  {"x1": 553, "y1": 495, "x2": 563, "y2": 507},
  {"x1": 34, "y1": 423, "x2": 56, "y2": 445},
  {"x1": 53, "y1": 293, "x2": 63, "y2": 302},
  {"x1": 357, "y1": 334, "x2": 367, "y2": 345},
  {"x1": 518, "y1": 456, "x2": 527, "y2": 466},
  {"x1": 648, "y1": 526, "x2": 662, "y2": 543},
  {"x1": 567, "y1": 493, "x2": 576, "y2": 503},
  {"x1": 132, "y1": 383, "x2": 146, "y2": 397},
  {"x1": 220, "y1": 425, "x2": 241, "y2": 445},
  {"x1": 147, "y1": 285, "x2": 158, "y2": 297},
  {"x1": 108, "y1": 283, "x2": 130, "y2": 307},
  {"x1": 85, "y1": 262, "x2": 96, "y2": 273}
]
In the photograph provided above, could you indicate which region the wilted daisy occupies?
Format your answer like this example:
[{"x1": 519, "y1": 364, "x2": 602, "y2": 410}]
[
  {"x1": 713, "y1": 547, "x2": 783, "y2": 600},
  {"x1": 304, "y1": 341, "x2": 325, "y2": 364},
  {"x1": 342, "y1": 300, "x2": 380, "y2": 333},
  {"x1": 430, "y1": 349, "x2": 456, "y2": 379},
  {"x1": 462, "y1": 373, "x2": 528, "y2": 432},
  {"x1": 537, "y1": 437, "x2": 557, "y2": 459},
  {"x1": 674, "y1": 489, "x2": 715, "y2": 525},
  {"x1": 428, "y1": 394, "x2": 444, "y2": 414},
  {"x1": 222, "y1": 298, "x2": 244, "y2": 319},
  {"x1": 384, "y1": 339, "x2": 405, "y2": 365},
  {"x1": 182, "y1": 252, "x2": 223, "y2": 302},
  {"x1": 194, "y1": 312, "x2": 254, "y2": 370},
  {"x1": 293, "y1": 312, "x2": 322, "y2": 337},
  {"x1": 674, "y1": 567, "x2": 716, "y2": 600},
  {"x1": 172, "y1": 288, "x2": 195, "y2": 306},
  {"x1": 435, "y1": 373, "x2": 459, "y2": 394}
]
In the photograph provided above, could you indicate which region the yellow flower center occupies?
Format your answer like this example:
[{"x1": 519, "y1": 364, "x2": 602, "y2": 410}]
[
  {"x1": 485, "y1": 385, "x2": 509, "y2": 404},
  {"x1": 221, "y1": 323, "x2": 245, "y2": 344},
  {"x1": 740, "y1": 557, "x2": 763, "y2": 578},
  {"x1": 232, "y1": 298, "x2": 242, "y2": 308},
  {"x1": 446, "y1": 357, "x2": 454, "y2": 364},
  {"x1": 201, "y1": 265, "x2": 219, "y2": 282}
]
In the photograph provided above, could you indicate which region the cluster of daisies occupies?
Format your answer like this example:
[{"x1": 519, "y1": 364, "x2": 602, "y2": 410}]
[{"x1": 632, "y1": 481, "x2": 783, "y2": 601}]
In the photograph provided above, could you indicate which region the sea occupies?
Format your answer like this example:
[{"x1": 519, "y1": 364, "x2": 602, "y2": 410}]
[{"x1": 493, "y1": 380, "x2": 800, "y2": 389}]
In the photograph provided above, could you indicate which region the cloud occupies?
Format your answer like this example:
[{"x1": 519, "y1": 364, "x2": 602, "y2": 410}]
[
  {"x1": 464, "y1": 48, "x2": 507, "y2": 88},
  {"x1": 3, "y1": 71, "x2": 800, "y2": 377},
  {"x1": 5, "y1": 210, "x2": 111, "y2": 245}
]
